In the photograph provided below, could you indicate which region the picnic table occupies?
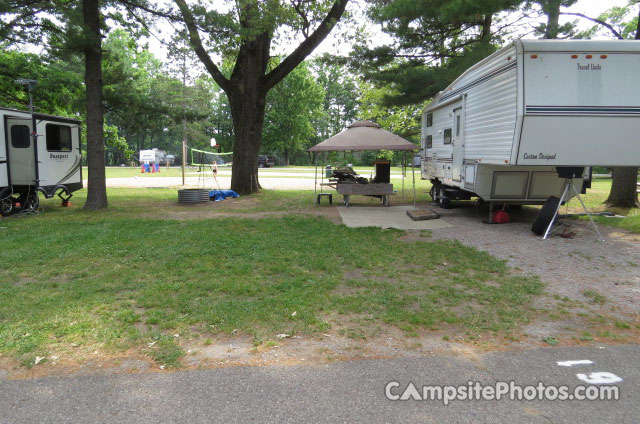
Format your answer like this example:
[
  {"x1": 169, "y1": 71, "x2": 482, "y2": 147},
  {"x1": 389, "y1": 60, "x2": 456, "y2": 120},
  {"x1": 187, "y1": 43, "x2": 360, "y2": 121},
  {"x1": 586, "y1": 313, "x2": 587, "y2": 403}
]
[{"x1": 336, "y1": 182, "x2": 394, "y2": 207}]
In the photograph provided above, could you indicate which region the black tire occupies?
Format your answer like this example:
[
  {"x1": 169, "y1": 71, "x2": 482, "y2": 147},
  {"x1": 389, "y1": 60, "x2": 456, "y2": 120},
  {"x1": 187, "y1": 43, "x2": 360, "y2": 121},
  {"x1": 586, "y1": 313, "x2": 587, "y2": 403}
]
[
  {"x1": 531, "y1": 196, "x2": 560, "y2": 235},
  {"x1": 437, "y1": 186, "x2": 452, "y2": 209},
  {"x1": 0, "y1": 197, "x2": 14, "y2": 217},
  {"x1": 439, "y1": 196, "x2": 452, "y2": 209}
]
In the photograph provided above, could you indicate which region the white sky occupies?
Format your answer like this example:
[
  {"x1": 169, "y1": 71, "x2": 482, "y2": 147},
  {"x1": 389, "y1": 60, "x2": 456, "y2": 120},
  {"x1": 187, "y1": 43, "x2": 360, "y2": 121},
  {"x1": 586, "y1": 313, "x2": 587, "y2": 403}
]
[{"x1": 146, "y1": 0, "x2": 636, "y2": 66}]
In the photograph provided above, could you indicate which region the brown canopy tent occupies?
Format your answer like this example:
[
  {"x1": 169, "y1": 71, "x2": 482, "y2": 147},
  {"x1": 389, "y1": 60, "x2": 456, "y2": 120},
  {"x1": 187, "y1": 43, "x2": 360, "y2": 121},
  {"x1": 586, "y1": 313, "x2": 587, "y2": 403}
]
[{"x1": 308, "y1": 120, "x2": 419, "y2": 205}]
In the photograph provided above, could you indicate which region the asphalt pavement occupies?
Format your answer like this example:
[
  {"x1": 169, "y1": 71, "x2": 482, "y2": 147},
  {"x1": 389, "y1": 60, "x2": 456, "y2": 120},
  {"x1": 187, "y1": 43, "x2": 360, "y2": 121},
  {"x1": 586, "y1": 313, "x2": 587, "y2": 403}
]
[{"x1": 1, "y1": 344, "x2": 638, "y2": 423}]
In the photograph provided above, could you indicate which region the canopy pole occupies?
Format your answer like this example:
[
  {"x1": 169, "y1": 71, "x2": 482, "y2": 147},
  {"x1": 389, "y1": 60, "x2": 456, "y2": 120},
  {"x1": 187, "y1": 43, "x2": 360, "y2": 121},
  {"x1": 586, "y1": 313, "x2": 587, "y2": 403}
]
[
  {"x1": 412, "y1": 153, "x2": 416, "y2": 207},
  {"x1": 402, "y1": 151, "x2": 405, "y2": 200},
  {"x1": 314, "y1": 152, "x2": 318, "y2": 198}
]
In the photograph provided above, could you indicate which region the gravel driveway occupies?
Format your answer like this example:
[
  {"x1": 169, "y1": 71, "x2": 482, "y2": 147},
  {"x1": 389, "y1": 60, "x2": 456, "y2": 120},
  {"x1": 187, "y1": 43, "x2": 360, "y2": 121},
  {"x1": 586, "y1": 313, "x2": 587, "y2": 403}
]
[
  {"x1": 426, "y1": 204, "x2": 639, "y2": 314},
  {"x1": 91, "y1": 175, "x2": 318, "y2": 190}
]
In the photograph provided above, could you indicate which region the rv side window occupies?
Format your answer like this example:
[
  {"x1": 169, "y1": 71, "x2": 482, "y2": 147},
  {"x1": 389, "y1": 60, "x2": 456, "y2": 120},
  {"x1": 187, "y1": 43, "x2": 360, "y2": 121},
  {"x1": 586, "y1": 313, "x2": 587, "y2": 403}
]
[
  {"x1": 46, "y1": 124, "x2": 72, "y2": 152},
  {"x1": 426, "y1": 135, "x2": 433, "y2": 149},
  {"x1": 456, "y1": 115, "x2": 461, "y2": 137},
  {"x1": 11, "y1": 125, "x2": 30, "y2": 148},
  {"x1": 443, "y1": 128, "x2": 452, "y2": 145},
  {"x1": 426, "y1": 113, "x2": 433, "y2": 127}
]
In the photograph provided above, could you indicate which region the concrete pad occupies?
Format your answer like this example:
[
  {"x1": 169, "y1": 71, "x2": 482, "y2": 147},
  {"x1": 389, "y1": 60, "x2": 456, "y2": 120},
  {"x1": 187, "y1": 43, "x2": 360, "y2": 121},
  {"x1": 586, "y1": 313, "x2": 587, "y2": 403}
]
[{"x1": 337, "y1": 206, "x2": 452, "y2": 230}]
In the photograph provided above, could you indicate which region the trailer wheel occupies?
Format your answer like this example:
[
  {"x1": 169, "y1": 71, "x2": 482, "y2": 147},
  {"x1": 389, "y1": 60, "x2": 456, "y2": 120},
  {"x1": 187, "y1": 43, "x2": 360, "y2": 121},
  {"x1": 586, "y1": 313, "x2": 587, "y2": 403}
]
[
  {"x1": 436, "y1": 186, "x2": 452, "y2": 209},
  {"x1": 531, "y1": 196, "x2": 560, "y2": 236},
  {"x1": 439, "y1": 196, "x2": 452, "y2": 209},
  {"x1": 0, "y1": 197, "x2": 14, "y2": 217}
]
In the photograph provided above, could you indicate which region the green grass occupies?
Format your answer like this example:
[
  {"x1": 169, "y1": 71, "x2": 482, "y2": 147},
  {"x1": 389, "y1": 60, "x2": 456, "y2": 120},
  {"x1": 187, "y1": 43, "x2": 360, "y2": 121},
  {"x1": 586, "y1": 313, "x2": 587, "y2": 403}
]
[
  {"x1": 582, "y1": 289, "x2": 607, "y2": 305},
  {"x1": 0, "y1": 188, "x2": 542, "y2": 367}
]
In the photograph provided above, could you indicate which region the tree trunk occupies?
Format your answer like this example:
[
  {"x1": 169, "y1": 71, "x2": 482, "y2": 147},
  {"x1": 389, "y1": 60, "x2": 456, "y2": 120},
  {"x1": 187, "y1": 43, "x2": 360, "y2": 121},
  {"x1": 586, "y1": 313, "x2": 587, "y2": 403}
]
[
  {"x1": 284, "y1": 149, "x2": 289, "y2": 166},
  {"x1": 541, "y1": 0, "x2": 561, "y2": 39},
  {"x1": 606, "y1": 167, "x2": 639, "y2": 208},
  {"x1": 82, "y1": 0, "x2": 107, "y2": 210},
  {"x1": 480, "y1": 14, "x2": 492, "y2": 41},
  {"x1": 228, "y1": 90, "x2": 266, "y2": 194},
  {"x1": 226, "y1": 34, "x2": 270, "y2": 195}
]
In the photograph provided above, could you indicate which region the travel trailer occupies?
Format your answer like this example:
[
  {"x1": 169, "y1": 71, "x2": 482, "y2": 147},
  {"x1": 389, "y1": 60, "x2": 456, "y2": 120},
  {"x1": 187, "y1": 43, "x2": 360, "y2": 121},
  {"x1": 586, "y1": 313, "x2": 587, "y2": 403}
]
[
  {"x1": 421, "y1": 40, "x2": 640, "y2": 225},
  {"x1": 0, "y1": 107, "x2": 82, "y2": 216}
]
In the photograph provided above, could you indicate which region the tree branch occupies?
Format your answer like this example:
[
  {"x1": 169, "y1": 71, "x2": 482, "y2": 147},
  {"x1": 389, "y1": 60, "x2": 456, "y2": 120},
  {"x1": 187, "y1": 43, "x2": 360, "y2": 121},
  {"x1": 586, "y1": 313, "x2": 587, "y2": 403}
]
[
  {"x1": 174, "y1": 0, "x2": 230, "y2": 93},
  {"x1": 263, "y1": 0, "x2": 348, "y2": 91},
  {"x1": 560, "y1": 12, "x2": 623, "y2": 40}
]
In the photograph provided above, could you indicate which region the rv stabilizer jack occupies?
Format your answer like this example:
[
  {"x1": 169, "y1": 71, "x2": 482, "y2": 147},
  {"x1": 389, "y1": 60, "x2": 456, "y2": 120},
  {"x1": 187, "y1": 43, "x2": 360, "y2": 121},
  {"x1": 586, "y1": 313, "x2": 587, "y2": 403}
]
[{"x1": 57, "y1": 190, "x2": 73, "y2": 207}]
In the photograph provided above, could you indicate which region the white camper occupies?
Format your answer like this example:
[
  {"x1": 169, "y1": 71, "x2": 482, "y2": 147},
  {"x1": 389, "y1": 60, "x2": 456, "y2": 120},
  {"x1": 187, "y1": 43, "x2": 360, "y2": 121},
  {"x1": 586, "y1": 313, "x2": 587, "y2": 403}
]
[
  {"x1": 421, "y1": 40, "x2": 640, "y2": 220},
  {"x1": 0, "y1": 107, "x2": 83, "y2": 216}
]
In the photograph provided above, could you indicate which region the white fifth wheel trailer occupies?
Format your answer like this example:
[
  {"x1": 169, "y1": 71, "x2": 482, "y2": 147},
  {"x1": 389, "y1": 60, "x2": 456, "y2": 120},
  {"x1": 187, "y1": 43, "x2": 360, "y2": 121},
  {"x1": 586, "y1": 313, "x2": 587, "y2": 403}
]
[
  {"x1": 421, "y1": 39, "x2": 640, "y2": 233},
  {"x1": 0, "y1": 107, "x2": 83, "y2": 216}
]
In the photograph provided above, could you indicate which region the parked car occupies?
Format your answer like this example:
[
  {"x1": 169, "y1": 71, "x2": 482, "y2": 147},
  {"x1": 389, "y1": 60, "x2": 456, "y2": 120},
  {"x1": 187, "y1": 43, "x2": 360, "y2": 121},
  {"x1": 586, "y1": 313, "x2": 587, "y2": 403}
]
[{"x1": 258, "y1": 155, "x2": 275, "y2": 168}]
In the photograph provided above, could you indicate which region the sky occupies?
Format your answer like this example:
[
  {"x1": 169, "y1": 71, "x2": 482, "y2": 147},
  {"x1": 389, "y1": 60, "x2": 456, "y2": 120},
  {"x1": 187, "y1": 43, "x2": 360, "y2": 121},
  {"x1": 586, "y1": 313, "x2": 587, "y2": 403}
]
[{"x1": 146, "y1": 0, "x2": 635, "y2": 65}]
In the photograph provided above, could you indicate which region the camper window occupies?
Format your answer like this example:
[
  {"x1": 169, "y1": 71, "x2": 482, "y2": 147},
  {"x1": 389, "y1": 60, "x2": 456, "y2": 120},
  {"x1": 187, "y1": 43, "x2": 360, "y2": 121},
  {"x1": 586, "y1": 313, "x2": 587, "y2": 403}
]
[
  {"x1": 444, "y1": 128, "x2": 452, "y2": 145},
  {"x1": 46, "y1": 124, "x2": 72, "y2": 152},
  {"x1": 456, "y1": 115, "x2": 461, "y2": 137},
  {"x1": 426, "y1": 135, "x2": 433, "y2": 148},
  {"x1": 426, "y1": 113, "x2": 433, "y2": 127},
  {"x1": 10, "y1": 125, "x2": 30, "y2": 148}
]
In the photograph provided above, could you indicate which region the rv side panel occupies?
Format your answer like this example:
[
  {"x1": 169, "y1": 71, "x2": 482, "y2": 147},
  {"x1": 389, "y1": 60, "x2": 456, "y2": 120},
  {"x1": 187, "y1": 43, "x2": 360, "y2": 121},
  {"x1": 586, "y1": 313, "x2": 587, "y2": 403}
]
[
  {"x1": 424, "y1": 45, "x2": 518, "y2": 169},
  {"x1": 516, "y1": 48, "x2": 640, "y2": 166},
  {"x1": 462, "y1": 45, "x2": 518, "y2": 164}
]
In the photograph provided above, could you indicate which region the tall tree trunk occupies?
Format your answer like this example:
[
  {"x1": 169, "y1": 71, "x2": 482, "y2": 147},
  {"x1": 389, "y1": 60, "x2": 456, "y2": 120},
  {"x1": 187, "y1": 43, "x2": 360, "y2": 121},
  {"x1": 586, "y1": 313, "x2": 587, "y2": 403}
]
[
  {"x1": 480, "y1": 14, "x2": 493, "y2": 41},
  {"x1": 541, "y1": 0, "x2": 561, "y2": 39},
  {"x1": 227, "y1": 34, "x2": 270, "y2": 194},
  {"x1": 82, "y1": 0, "x2": 107, "y2": 210},
  {"x1": 284, "y1": 149, "x2": 289, "y2": 166},
  {"x1": 228, "y1": 89, "x2": 267, "y2": 194},
  {"x1": 607, "y1": 167, "x2": 639, "y2": 208}
]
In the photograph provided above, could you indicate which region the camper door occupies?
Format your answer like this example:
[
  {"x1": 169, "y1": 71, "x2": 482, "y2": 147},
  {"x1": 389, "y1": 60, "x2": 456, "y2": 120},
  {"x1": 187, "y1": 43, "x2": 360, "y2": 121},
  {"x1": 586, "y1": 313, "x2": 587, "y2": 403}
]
[
  {"x1": 6, "y1": 118, "x2": 35, "y2": 186},
  {"x1": 452, "y1": 107, "x2": 465, "y2": 181},
  {"x1": 0, "y1": 121, "x2": 8, "y2": 188},
  {"x1": 36, "y1": 120, "x2": 82, "y2": 189}
]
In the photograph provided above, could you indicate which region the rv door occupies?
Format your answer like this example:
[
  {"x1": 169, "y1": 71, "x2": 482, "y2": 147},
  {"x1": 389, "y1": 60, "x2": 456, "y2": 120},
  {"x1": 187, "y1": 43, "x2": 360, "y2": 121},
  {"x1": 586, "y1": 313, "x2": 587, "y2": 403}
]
[
  {"x1": 452, "y1": 107, "x2": 464, "y2": 181},
  {"x1": 36, "y1": 121, "x2": 82, "y2": 190},
  {"x1": 6, "y1": 118, "x2": 36, "y2": 186},
  {"x1": 0, "y1": 121, "x2": 8, "y2": 188}
]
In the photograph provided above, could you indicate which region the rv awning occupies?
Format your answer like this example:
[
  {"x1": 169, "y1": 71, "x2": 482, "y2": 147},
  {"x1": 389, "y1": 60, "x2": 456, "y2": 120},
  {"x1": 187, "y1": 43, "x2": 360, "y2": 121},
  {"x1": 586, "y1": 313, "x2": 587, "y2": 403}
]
[{"x1": 308, "y1": 120, "x2": 418, "y2": 152}]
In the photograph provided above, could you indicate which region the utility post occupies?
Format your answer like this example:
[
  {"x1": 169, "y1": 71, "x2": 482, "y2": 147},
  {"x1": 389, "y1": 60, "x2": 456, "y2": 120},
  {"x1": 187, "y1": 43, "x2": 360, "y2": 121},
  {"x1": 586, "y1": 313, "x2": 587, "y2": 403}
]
[{"x1": 181, "y1": 52, "x2": 187, "y2": 186}]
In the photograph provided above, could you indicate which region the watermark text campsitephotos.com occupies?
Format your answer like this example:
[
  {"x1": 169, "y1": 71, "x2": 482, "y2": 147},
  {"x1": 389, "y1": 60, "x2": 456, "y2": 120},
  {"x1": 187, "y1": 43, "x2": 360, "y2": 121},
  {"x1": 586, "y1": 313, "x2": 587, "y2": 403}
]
[{"x1": 385, "y1": 381, "x2": 619, "y2": 405}]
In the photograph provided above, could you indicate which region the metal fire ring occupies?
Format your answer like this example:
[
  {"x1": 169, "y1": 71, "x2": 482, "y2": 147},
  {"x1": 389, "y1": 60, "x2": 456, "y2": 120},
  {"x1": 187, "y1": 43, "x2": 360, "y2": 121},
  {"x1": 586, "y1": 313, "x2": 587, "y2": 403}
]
[{"x1": 178, "y1": 189, "x2": 210, "y2": 204}]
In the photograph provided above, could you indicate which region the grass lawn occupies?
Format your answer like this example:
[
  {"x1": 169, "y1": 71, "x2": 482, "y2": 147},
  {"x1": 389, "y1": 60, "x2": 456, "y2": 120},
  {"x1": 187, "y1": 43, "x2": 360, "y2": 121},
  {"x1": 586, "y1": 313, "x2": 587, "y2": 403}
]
[{"x1": 0, "y1": 188, "x2": 543, "y2": 368}]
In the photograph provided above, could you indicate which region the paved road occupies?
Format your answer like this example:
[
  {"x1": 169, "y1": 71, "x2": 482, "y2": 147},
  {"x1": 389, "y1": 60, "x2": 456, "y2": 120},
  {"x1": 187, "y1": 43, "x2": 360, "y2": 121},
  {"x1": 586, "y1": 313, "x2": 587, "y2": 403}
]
[{"x1": 1, "y1": 344, "x2": 637, "y2": 423}]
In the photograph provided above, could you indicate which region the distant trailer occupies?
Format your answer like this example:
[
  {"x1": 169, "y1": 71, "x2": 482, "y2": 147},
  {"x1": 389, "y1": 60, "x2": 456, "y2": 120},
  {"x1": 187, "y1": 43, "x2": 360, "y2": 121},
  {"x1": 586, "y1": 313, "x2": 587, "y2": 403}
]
[
  {"x1": 1, "y1": 107, "x2": 82, "y2": 216},
  {"x1": 421, "y1": 39, "x2": 640, "y2": 210}
]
